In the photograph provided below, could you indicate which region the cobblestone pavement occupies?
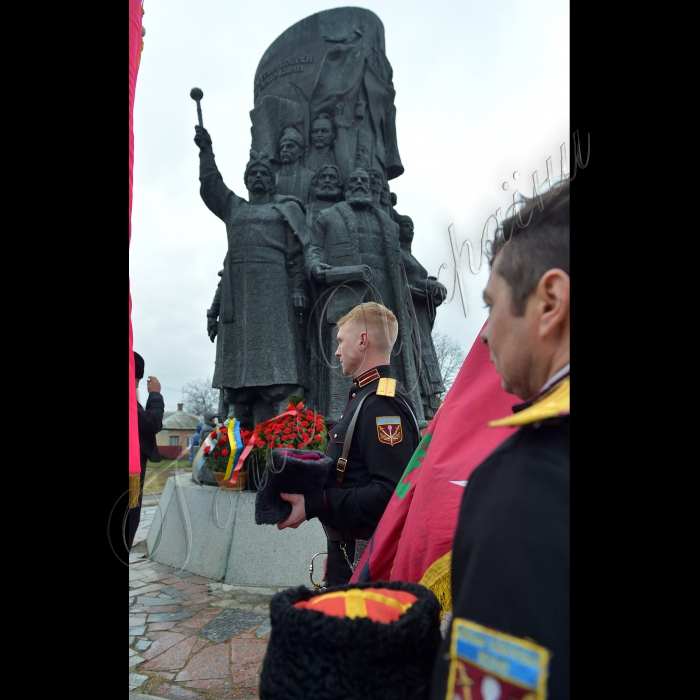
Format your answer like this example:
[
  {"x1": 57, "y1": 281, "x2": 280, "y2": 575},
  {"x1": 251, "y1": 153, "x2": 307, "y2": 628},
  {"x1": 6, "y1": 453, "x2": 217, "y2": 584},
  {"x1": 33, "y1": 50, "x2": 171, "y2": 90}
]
[{"x1": 129, "y1": 507, "x2": 277, "y2": 699}]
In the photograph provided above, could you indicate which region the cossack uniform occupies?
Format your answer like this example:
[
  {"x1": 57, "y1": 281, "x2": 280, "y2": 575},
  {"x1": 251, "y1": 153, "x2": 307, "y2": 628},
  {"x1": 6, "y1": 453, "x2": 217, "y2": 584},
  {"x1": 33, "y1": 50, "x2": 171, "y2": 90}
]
[
  {"x1": 430, "y1": 371, "x2": 570, "y2": 700},
  {"x1": 305, "y1": 365, "x2": 420, "y2": 585}
]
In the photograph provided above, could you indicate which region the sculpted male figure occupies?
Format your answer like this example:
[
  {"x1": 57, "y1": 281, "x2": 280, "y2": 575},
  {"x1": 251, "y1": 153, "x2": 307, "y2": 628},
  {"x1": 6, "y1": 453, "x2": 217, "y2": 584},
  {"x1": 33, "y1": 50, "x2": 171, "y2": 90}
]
[
  {"x1": 275, "y1": 127, "x2": 314, "y2": 205},
  {"x1": 194, "y1": 125, "x2": 310, "y2": 428},
  {"x1": 306, "y1": 168, "x2": 424, "y2": 425},
  {"x1": 305, "y1": 110, "x2": 352, "y2": 177},
  {"x1": 396, "y1": 214, "x2": 446, "y2": 420},
  {"x1": 304, "y1": 164, "x2": 343, "y2": 230}
]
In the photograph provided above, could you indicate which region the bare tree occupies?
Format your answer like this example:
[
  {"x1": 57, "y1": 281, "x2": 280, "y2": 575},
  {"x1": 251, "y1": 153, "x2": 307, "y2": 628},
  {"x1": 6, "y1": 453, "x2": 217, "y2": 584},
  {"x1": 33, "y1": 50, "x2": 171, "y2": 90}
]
[
  {"x1": 183, "y1": 378, "x2": 219, "y2": 416},
  {"x1": 433, "y1": 332, "x2": 466, "y2": 394}
]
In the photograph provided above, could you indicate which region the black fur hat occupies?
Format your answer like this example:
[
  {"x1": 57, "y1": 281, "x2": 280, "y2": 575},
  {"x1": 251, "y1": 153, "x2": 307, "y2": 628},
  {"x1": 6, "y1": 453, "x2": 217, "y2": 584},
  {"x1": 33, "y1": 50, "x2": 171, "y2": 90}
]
[
  {"x1": 133, "y1": 352, "x2": 145, "y2": 379},
  {"x1": 259, "y1": 580, "x2": 441, "y2": 700},
  {"x1": 255, "y1": 448, "x2": 332, "y2": 525}
]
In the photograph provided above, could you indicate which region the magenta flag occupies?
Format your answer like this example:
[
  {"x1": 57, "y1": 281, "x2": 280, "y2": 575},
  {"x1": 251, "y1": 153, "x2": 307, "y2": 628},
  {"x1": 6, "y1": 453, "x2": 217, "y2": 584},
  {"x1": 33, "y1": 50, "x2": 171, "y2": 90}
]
[{"x1": 128, "y1": 0, "x2": 143, "y2": 478}]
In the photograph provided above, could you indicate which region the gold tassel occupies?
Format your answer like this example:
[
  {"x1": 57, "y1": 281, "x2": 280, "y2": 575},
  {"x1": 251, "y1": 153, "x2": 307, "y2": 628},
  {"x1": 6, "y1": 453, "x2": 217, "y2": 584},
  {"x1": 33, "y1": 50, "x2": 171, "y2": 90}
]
[
  {"x1": 419, "y1": 550, "x2": 453, "y2": 618},
  {"x1": 129, "y1": 473, "x2": 141, "y2": 508}
]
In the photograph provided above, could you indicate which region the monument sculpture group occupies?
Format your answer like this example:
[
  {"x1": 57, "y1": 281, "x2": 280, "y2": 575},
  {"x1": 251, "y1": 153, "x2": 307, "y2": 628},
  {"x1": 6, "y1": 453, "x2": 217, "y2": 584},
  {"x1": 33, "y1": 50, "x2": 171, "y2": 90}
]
[{"x1": 197, "y1": 7, "x2": 446, "y2": 429}]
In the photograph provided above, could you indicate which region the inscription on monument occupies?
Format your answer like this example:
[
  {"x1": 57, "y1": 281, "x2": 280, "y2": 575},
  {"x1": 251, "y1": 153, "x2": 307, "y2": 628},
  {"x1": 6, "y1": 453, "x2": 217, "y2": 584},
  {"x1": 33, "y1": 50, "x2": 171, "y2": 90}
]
[{"x1": 254, "y1": 55, "x2": 314, "y2": 95}]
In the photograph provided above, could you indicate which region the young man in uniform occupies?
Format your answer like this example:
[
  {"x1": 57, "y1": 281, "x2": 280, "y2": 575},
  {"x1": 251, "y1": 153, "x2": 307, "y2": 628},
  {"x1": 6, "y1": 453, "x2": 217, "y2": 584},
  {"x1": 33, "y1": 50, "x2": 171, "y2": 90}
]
[
  {"x1": 431, "y1": 181, "x2": 570, "y2": 700},
  {"x1": 277, "y1": 302, "x2": 420, "y2": 586}
]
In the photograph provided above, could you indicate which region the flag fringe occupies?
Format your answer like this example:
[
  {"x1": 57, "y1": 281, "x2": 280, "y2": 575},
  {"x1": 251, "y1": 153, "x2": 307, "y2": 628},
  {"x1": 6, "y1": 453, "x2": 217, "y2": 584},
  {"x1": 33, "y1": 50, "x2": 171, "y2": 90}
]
[
  {"x1": 419, "y1": 550, "x2": 452, "y2": 617},
  {"x1": 129, "y1": 473, "x2": 141, "y2": 508}
]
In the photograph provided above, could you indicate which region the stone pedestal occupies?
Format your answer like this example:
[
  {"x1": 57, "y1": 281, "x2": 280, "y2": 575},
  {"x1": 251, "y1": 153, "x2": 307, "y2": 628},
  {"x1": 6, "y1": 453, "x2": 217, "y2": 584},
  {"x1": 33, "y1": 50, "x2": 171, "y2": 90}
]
[{"x1": 147, "y1": 476, "x2": 327, "y2": 587}]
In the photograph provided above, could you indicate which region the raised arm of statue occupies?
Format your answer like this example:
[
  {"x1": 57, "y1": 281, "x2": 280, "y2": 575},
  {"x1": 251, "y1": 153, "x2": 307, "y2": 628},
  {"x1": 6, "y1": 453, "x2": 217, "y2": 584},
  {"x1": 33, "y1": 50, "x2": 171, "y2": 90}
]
[{"x1": 195, "y1": 125, "x2": 244, "y2": 222}]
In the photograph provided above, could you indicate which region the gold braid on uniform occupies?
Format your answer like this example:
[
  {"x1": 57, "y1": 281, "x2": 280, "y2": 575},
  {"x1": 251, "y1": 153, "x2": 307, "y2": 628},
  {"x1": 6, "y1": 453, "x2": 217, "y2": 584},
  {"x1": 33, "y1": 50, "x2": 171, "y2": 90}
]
[
  {"x1": 129, "y1": 473, "x2": 141, "y2": 508},
  {"x1": 418, "y1": 550, "x2": 452, "y2": 618}
]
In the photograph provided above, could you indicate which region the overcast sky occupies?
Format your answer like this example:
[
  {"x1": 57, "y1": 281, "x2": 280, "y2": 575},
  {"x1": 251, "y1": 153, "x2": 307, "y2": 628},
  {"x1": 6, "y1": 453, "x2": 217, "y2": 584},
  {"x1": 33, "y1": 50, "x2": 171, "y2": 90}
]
[{"x1": 130, "y1": 0, "x2": 569, "y2": 413}]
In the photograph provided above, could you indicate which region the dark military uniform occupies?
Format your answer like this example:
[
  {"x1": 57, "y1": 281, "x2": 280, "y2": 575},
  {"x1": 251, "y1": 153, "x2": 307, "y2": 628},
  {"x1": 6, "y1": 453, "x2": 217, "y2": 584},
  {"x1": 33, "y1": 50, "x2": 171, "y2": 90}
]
[
  {"x1": 305, "y1": 365, "x2": 420, "y2": 586},
  {"x1": 430, "y1": 373, "x2": 570, "y2": 700}
]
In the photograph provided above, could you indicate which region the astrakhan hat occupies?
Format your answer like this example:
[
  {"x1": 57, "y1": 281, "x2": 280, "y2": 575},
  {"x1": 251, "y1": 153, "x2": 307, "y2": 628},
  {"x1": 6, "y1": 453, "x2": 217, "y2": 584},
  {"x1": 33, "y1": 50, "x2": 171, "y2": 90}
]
[{"x1": 259, "y1": 580, "x2": 441, "y2": 700}]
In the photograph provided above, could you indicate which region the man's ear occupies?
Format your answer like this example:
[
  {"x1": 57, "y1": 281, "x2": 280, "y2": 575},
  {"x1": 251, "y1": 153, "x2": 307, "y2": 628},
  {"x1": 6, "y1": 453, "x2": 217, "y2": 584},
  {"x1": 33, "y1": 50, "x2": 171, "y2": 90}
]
[
  {"x1": 536, "y1": 269, "x2": 570, "y2": 339},
  {"x1": 358, "y1": 330, "x2": 368, "y2": 349}
]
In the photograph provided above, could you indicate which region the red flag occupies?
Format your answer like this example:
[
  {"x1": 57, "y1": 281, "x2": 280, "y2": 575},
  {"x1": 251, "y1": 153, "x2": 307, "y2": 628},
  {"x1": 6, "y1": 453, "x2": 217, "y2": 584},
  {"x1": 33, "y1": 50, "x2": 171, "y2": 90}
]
[
  {"x1": 350, "y1": 323, "x2": 516, "y2": 612},
  {"x1": 128, "y1": 0, "x2": 144, "y2": 493}
]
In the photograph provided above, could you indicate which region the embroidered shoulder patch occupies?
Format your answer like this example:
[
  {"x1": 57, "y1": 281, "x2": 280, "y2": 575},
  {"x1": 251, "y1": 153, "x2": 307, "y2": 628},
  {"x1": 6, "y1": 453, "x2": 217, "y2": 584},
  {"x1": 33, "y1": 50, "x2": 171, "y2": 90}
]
[
  {"x1": 376, "y1": 416, "x2": 403, "y2": 446},
  {"x1": 446, "y1": 617, "x2": 550, "y2": 700}
]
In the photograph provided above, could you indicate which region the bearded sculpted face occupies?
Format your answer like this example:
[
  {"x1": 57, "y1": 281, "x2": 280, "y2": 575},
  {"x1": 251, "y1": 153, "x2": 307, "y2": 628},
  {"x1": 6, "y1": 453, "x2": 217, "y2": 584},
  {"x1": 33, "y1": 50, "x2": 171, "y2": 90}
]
[
  {"x1": 312, "y1": 166, "x2": 342, "y2": 201},
  {"x1": 344, "y1": 169, "x2": 373, "y2": 207}
]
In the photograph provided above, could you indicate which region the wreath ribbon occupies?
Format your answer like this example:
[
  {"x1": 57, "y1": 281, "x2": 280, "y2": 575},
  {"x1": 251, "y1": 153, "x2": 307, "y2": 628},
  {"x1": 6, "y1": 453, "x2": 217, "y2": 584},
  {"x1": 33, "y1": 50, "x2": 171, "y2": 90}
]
[{"x1": 227, "y1": 402, "x2": 306, "y2": 484}]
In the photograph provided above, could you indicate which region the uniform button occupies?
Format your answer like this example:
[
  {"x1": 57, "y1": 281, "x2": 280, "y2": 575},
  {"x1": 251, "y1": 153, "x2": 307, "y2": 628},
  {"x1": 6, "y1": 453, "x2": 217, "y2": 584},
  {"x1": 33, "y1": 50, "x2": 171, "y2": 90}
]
[
  {"x1": 333, "y1": 433, "x2": 337, "y2": 438},
  {"x1": 352, "y1": 393, "x2": 356, "y2": 397},
  {"x1": 340, "y1": 414, "x2": 343, "y2": 418}
]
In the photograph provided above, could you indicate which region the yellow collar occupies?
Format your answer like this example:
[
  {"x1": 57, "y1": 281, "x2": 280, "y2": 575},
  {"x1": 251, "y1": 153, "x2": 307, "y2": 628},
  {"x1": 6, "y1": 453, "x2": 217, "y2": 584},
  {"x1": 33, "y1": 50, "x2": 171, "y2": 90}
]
[{"x1": 489, "y1": 376, "x2": 570, "y2": 428}]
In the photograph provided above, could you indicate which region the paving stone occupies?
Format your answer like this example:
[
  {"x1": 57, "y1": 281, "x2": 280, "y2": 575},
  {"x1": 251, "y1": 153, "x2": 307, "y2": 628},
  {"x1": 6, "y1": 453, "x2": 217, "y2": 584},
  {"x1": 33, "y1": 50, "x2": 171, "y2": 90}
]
[
  {"x1": 176, "y1": 642, "x2": 231, "y2": 681},
  {"x1": 185, "y1": 575, "x2": 215, "y2": 584},
  {"x1": 166, "y1": 570, "x2": 195, "y2": 580},
  {"x1": 130, "y1": 625, "x2": 147, "y2": 636},
  {"x1": 142, "y1": 636, "x2": 198, "y2": 672},
  {"x1": 129, "y1": 655, "x2": 145, "y2": 668},
  {"x1": 211, "y1": 599, "x2": 242, "y2": 610},
  {"x1": 137, "y1": 596, "x2": 184, "y2": 607},
  {"x1": 149, "y1": 572, "x2": 176, "y2": 582},
  {"x1": 175, "y1": 583, "x2": 211, "y2": 596},
  {"x1": 176, "y1": 608, "x2": 222, "y2": 630},
  {"x1": 129, "y1": 583, "x2": 165, "y2": 596},
  {"x1": 186, "y1": 679, "x2": 228, "y2": 690},
  {"x1": 142, "y1": 632, "x2": 187, "y2": 660},
  {"x1": 180, "y1": 603, "x2": 210, "y2": 613},
  {"x1": 148, "y1": 611, "x2": 196, "y2": 623},
  {"x1": 221, "y1": 584, "x2": 234, "y2": 592},
  {"x1": 139, "y1": 605, "x2": 184, "y2": 614},
  {"x1": 160, "y1": 586, "x2": 183, "y2": 597},
  {"x1": 129, "y1": 615, "x2": 147, "y2": 627},
  {"x1": 254, "y1": 619, "x2": 271, "y2": 638},
  {"x1": 230, "y1": 636, "x2": 268, "y2": 687},
  {"x1": 148, "y1": 622, "x2": 176, "y2": 632},
  {"x1": 199, "y1": 610, "x2": 265, "y2": 643},
  {"x1": 129, "y1": 673, "x2": 149, "y2": 690},
  {"x1": 151, "y1": 681, "x2": 200, "y2": 699},
  {"x1": 130, "y1": 648, "x2": 138, "y2": 657},
  {"x1": 233, "y1": 593, "x2": 272, "y2": 605},
  {"x1": 158, "y1": 593, "x2": 175, "y2": 600},
  {"x1": 135, "y1": 639, "x2": 153, "y2": 651},
  {"x1": 129, "y1": 636, "x2": 135, "y2": 644},
  {"x1": 231, "y1": 586, "x2": 277, "y2": 597},
  {"x1": 207, "y1": 583, "x2": 222, "y2": 591}
]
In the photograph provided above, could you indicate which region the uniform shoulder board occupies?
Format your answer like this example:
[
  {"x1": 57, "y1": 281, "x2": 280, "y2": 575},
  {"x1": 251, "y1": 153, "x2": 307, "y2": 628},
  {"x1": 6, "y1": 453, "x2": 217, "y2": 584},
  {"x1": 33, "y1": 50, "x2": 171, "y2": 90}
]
[{"x1": 376, "y1": 377, "x2": 396, "y2": 397}]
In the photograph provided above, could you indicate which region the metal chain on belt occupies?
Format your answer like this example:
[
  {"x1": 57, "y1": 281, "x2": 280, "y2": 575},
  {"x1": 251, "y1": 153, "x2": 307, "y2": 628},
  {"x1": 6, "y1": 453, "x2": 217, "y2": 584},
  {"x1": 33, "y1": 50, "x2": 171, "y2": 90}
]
[{"x1": 339, "y1": 541, "x2": 356, "y2": 573}]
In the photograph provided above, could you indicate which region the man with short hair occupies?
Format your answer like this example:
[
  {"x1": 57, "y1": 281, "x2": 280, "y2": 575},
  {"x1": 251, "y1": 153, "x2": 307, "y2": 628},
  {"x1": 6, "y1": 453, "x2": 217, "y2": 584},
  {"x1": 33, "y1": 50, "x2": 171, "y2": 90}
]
[
  {"x1": 431, "y1": 180, "x2": 570, "y2": 700},
  {"x1": 278, "y1": 302, "x2": 420, "y2": 587}
]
